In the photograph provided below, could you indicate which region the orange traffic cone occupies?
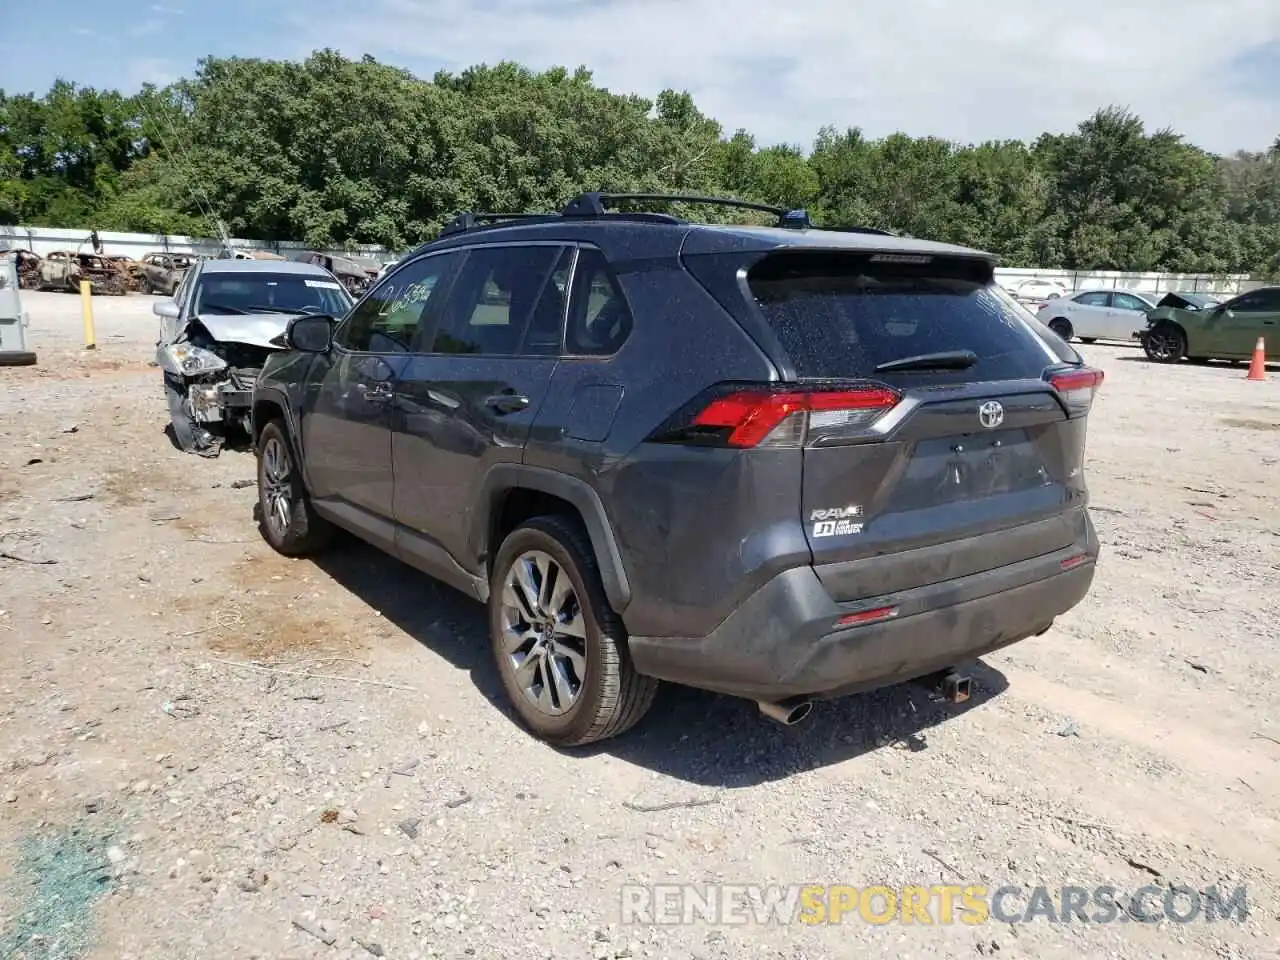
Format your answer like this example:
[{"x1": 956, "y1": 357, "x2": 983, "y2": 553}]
[{"x1": 1246, "y1": 337, "x2": 1266, "y2": 381}]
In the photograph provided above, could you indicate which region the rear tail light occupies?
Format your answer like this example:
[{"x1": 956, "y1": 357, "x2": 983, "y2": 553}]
[
  {"x1": 653, "y1": 383, "x2": 901, "y2": 448},
  {"x1": 1047, "y1": 366, "x2": 1104, "y2": 415}
]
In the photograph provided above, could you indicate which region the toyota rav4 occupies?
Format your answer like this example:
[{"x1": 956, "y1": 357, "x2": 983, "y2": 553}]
[{"x1": 250, "y1": 193, "x2": 1103, "y2": 746}]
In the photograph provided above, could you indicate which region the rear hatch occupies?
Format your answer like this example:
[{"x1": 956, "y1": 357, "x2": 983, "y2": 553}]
[{"x1": 685, "y1": 248, "x2": 1103, "y2": 602}]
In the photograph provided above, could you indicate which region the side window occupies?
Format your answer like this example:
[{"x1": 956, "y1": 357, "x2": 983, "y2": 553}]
[
  {"x1": 174, "y1": 267, "x2": 195, "y2": 308},
  {"x1": 565, "y1": 248, "x2": 633, "y2": 356},
  {"x1": 1075, "y1": 292, "x2": 1109, "y2": 307},
  {"x1": 1229, "y1": 290, "x2": 1277, "y2": 312},
  {"x1": 335, "y1": 252, "x2": 460, "y2": 353},
  {"x1": 1112, "y1": 293, "x2": 1149, "y2": 312},
  {"x1": 1250, "y1": 289, "x2": 1280, "y2": 311},
  {"x1": 520, "y1": 248, "x2": 573, "y2": 357},
  {"x1": 430, "y1": 245, "x2": 564, "y2": 356}
]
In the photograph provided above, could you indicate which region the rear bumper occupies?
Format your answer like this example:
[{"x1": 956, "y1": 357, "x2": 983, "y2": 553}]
[{"x1": 628, "y1": 519, "x2": 1099, "y2": 701}]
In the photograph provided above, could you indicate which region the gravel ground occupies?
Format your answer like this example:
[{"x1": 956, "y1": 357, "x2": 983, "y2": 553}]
[{"x1": 2, "y1": 290, "x2": 1279, "y2": 960}]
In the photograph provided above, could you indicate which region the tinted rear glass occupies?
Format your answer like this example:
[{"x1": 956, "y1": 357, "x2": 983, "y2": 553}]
[{"x1": 748, "y1": 252, "x2": 1072, "y2": 382}]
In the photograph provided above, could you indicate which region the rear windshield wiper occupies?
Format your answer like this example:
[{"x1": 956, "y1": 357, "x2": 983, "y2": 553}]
[{"x1": 874, "y1": 350, "x2": 978, "y2": 373}]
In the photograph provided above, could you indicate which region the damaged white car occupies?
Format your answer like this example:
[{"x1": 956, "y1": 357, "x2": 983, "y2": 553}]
[{"x1": 154, "y1": 259, "x2": 353, "y2": 457}]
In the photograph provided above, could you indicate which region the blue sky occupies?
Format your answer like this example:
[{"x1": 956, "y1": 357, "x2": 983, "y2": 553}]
[{"x1": 2, "y1": 0, "x2": 1278, "y2": 154}]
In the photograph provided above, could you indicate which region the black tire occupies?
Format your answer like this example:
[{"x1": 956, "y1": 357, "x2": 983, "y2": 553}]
[
  {"x1": 1079, "y1": 337, "x2": 1097, "y2": 344},
  {"x1": 0, "y1": 351, "x2": 37, "y2": 367},
  {"x1": 255, "y1": 418, "x2": 333, "y2": 556},
  {"x1": 1048, "y1": 318, "x2": 1073, "y2": 341},
  {"x1": 489, "y1": 515, "x2": 658, "y2": 746},
  {"x1": 1143, "y1": 322, "x2": 1186, "y2": 363}
]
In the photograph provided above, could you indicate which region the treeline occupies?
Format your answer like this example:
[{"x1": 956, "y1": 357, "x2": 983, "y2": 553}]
[{"x1": 1, "y1": 50, "x2": 1278, "y2": 275}]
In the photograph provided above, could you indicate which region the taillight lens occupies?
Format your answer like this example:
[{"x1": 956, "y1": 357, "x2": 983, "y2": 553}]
[
  {"x1": 657, "y1": 383, "x2": 901, "y2": 448},
  {"x1": 1048, "y1": 367, "x2": 1104, "y2": 415}
]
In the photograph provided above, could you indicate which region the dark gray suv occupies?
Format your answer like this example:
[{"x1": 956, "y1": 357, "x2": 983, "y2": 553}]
[{"x1": 251, "y1": 193, "x2": 1103, "y2": 746}]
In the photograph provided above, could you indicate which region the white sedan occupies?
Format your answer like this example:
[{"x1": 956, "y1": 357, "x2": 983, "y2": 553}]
[
  {"x1": 1036, "y1": 289, "x2": 1157, "y2": 343},
  {"x1": 1013, "y1": 278, "x2": 1068, "y2": 303}
]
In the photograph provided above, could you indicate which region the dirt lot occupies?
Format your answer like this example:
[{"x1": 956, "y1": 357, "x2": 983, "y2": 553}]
[{"x1": 2, "y1": 289, "x2": 1279, "y2": 960}]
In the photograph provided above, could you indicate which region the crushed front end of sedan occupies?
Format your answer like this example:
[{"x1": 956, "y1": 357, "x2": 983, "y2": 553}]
[
  {"x1": 155, "y1": 259, "x2": 353, "y2": 457},
  {"x1": 156, "y1": 314, "x2": 289, "y2": 456}
]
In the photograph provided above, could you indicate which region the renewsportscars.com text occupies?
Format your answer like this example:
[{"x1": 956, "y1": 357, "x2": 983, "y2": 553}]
[{"x1": 620, "y1": 883, "x2": 1248, "y2": 926}]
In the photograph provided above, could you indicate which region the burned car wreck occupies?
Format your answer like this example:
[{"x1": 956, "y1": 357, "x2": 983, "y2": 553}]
[{"x1": 154, "y1": 259, "x2": 352, "y2": 457}]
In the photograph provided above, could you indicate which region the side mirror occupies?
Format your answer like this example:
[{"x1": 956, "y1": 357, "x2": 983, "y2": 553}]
[
  {"x1": 152, "y1": 300, "x2": 179, "y2": 320},
  {"x1": 287, "y1": 314, "x2": 334, "y2": 353}
]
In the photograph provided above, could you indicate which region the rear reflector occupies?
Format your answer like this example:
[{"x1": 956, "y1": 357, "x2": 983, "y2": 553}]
[
  {"x1": 835, "y1": 605, "x2": 900, "y2": 628},
  {"x1": 1047, "y1": 366, "x2": 1104, "y2": 414},
  {"x1": 1060, "y1": 553, "x2": 1090, "y2": 571},
  {"x1": 685, "y1": 385, "x2": 901, "y2": 448}
]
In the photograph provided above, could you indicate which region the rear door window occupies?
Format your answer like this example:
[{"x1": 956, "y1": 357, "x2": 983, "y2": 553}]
[
  {"x1": 566, "y1": 248, "x2": 633, "y2": 356},
  {"x1": 1075, "y1": 291, "x2": 1110, "y2": 307},
  {"x1": 747, "y1": 252, "x2": 1065, "y2": 383},
  {"x1": 429, "y1": 245, "x2": 566, "y2": 356}
]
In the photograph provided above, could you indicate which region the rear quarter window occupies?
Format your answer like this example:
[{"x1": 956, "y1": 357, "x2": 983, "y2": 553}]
[{"x1": 748, "y1": 252, "x2": 1074, "y2": 382}]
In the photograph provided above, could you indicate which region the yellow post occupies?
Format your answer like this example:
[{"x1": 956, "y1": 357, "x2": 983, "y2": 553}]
[{"x1": 80, "y1": 280, "x2": 96, "y2": 350}]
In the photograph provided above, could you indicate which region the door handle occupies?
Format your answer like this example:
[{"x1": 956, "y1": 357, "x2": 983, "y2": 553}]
[
  {"x1": 360, "y1": 382, "x2": 393, "y2": 402},
  {"x1": 485, "y1": 393, "x2": 530, "y2": 414}
]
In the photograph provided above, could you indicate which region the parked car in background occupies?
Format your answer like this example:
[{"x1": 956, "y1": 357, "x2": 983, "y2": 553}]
[
  {"x1": 38, "y1": 251, "x2": 127, "y2": 296},
  {"x1": 1139, "y1": 286, "x2": 1280, "y2": 363},
  {"x1": 292, "y1": 250, "x2": 374, "y2": 297},
  {"x1": 1013, "y1": 278, "x2": 1068, "y2": 304},
  {"x1": 155, "y1": 259, "x2": 353, "y2": 457},
  {"x1": 104, "y1": 254, "x2": 144, "y2": 292},
  {"x1": 141, "y1": 252, "x2": 201, "y2": 296},
  {"x1": 249, "y1": 192, "x2": 1103, "y2": 746},
  {"x1": 14, "y1": 250, "x2": 42, "y2": 289},
  {"x1": 1037, "y1": 289, "x2": 1157, "y2": 343}
]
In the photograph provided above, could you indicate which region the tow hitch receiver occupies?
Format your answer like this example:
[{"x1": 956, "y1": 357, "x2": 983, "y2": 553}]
[{"x1": 916, "y1": 669, "x2": 972, "y2": 704}]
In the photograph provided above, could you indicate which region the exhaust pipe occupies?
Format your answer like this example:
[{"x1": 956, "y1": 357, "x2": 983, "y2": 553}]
[{"x1": 757, "y1": 698, "x2": 814, "y2": 726}]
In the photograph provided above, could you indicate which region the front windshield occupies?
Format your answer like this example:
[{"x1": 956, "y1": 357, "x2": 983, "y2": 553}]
[{"x1": 193, "y1": 272, "x2": 352, "y2": 317}]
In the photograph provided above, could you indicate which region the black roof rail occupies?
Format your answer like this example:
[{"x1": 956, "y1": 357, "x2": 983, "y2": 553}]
[
  {"x1": 561, "y1": 192, "x2": 814, "y2": 230},
  {"x1": 437, "y1": 211, "x2": 558, "y2": 239}
]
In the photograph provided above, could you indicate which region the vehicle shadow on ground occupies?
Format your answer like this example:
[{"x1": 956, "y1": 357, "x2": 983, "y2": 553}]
[
  {"x1": 1111, "y1": 355, "x2": 1278, "y2": 370},
  {"x1": 311, "y1": 538, "x2": 1011, "y2": 787}
]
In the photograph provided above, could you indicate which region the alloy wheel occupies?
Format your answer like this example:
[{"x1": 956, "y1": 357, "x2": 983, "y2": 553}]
[
  {"x1": 261, "y1": 436, "x2": 294, "y2": 539},
  {"x1": 500, "y1": 550, "x2": 588, "y2": 716},
  {"x1": 1146, "y1": 328, "x2": 1183, "y2": 362}
]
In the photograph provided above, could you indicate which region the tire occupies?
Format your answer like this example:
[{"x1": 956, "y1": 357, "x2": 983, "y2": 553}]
[
  {"x1": 255, "y1": 418, "x2": 333, "y2": 556},
  {"x1": 0, "y1": 351, "x2": 38, "y2": 367},
  {"x1": 1143, "y1": 322, "x2": 1186, "y2": 363},
  {"x1": 1079, "y1": 337, "x2": 1097, "y2": 344},
  {"x1": 1048, "y1": 318, "x2": 1073, "y2": 341},
  {"x1": 489, "y1": 515, "x2": 658, "y2": 746}
]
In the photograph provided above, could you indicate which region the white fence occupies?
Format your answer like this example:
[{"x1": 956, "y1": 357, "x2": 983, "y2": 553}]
[
  {"x1": 993, "y1": 267, "x2": 1263, "y2": 297},
  {"x1": 0, "y1": 225, "x2": 1268, "y2": 295},
  {"x1": 0, "y1": 225, "x2": 393, "y2": 265}
]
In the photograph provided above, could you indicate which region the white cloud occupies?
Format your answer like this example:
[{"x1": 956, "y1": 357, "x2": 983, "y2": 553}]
[{"x1": 290, "y1": 0, "x2": 1280, "y2": 153}]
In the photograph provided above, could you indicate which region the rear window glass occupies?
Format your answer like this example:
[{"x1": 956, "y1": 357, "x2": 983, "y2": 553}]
[{"x1": 748, "y1": 253, "x2": 1073, "y2": 382}]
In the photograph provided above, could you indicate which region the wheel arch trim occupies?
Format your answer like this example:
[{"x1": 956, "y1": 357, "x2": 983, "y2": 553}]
[{"x1": 472, "y1": 464, "x2": 632, "y2": 614}]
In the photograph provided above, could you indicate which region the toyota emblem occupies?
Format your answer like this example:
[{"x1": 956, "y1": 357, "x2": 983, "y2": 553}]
[{"x1": 978, "y1": 400, "x2": 1005, "y2": 429}]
